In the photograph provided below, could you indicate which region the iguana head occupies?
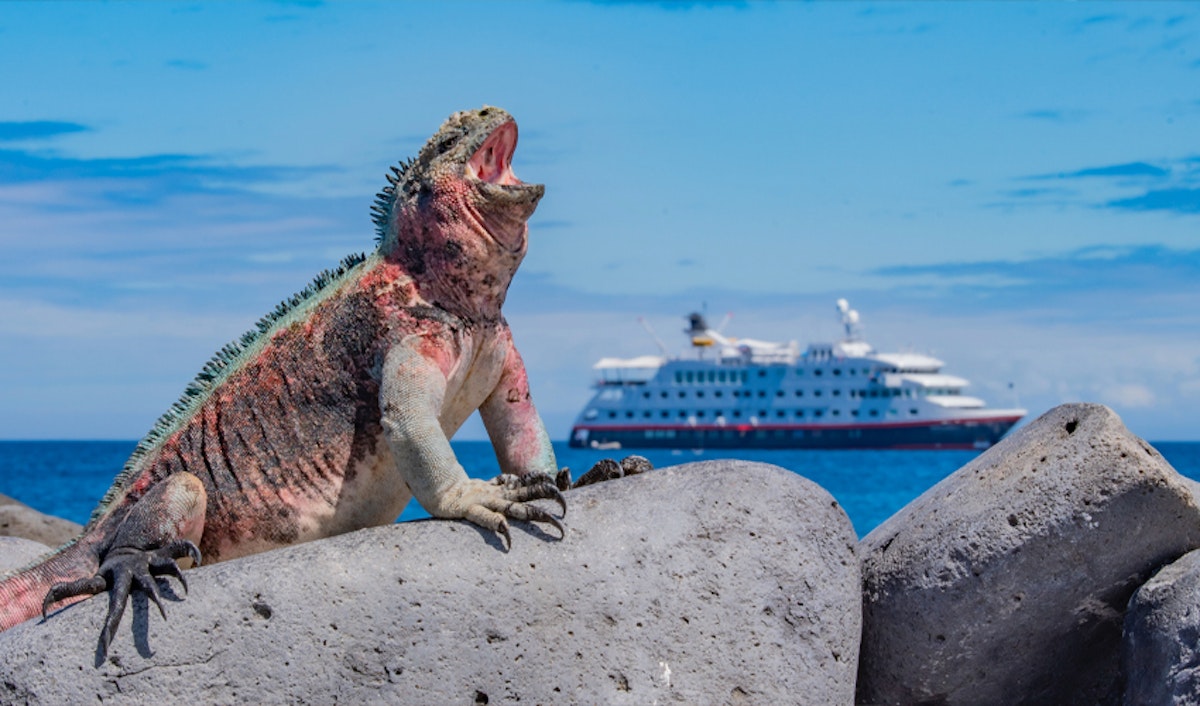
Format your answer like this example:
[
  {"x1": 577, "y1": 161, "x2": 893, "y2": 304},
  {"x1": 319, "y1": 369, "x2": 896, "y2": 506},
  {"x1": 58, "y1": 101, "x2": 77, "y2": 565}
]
[{"x1": 371, "y1": 106, "x2": 544, "y2": 317}]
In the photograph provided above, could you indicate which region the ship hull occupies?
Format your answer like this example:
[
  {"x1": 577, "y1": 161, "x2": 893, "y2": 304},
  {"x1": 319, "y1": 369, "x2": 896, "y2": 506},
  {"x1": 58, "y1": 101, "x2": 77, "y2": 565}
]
[{"x1": 569, "y1": 416, "x2": 1022, "y2": 451}]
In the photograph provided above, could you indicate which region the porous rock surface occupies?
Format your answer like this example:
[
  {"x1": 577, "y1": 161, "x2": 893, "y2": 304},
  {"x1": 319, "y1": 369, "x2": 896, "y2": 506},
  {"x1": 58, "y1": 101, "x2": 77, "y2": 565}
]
[
  {"x1": 858, "y1": 403, "x2": 1200, "y2": 706},
  {"x1": 0, "y1": 460, "x2": 861, "y2": 705},
  {"x1": 1121, "y1": 548, "x2": 1200, "y2": 705},
  {"x1": 0, "y1": 537, "x2": 52, "y2": 575},
  {"x1": 0, "y1": 493, "x2": 82, "y2": 547}
]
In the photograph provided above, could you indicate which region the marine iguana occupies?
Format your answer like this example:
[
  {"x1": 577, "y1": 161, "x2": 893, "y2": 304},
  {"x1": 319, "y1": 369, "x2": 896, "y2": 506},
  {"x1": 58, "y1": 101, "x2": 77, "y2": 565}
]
[{"x1": 0, "y1": 106, "x2": 568, "y2": 652}]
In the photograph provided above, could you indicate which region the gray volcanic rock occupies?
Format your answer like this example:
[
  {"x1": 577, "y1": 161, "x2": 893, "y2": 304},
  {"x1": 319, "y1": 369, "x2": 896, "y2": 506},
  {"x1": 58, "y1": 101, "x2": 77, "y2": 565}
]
[
  {"x1": 858, "y1": 403, "x2": 1200, "y2": 706},
  {"x1": 0, "y1": 493, "x2": 83, "y2": 548},
  {"x1": 0, "y1": 537, "x2": 52, "y2": 575},
  {"x1": 1121, "y1": 548, "x2": 1200, "y2": 705},
  {"x1": 0, "y1": 460, "x2": 861, "y2": 705}
]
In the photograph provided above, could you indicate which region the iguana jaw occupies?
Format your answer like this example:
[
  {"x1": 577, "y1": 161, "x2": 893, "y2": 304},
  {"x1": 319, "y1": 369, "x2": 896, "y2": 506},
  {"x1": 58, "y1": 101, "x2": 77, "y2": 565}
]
[
  {"x1": 464, "y1": 119, "x2": 544, "y2": 252},
  {"x1": 466, "y1": 120, "x2": 520, "y2": 185}
]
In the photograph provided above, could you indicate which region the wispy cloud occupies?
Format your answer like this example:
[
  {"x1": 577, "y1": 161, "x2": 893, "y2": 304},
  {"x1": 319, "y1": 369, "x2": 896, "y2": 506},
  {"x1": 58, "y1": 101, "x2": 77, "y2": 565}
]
[
  {"x1": 0, "y1": 147, "x2": 338, "y2": 200},
  {"x1": 1000, "y1": 155, "x2": 1200, "y2": 215},
  {"x1": 582, "y1": 1, "x2": 749, "y2": 10},
  {"x1": 1018, "y1": 109, "x2": 1095, "y2": 124},
  {"x1": 0, "y1": 121, "x2": 90, "y2": 142},
  {"x1": 867, "y1": 245, "x2": 1200, "y2": 328},
  {"x1": 166, "y1": 59, "x2": 208, "y2": 71},
  {"x1": 1107, "y1": 188, "x2": 1200, "y2": 214},
  {"x1": 1054, "y1": 162, "x2": 1171, "y2": 179}
]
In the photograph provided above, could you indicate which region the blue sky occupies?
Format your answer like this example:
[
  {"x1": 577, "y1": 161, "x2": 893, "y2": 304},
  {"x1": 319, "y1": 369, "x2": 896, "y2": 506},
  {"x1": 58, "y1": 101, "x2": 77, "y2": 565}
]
[{"x1": 0, "y1": 1, "x2": 1197, "y2": 442}]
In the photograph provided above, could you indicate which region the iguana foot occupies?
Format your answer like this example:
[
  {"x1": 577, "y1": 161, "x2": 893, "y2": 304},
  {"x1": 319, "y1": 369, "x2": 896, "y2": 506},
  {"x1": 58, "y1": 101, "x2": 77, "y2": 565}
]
[
  {"x1": 43, "y1": 539, "x2": 201, "y2": 655},
  {"x1": 570, "y1": 455, "x2": 654, "y2": 488},
  {"x1": 459, "y1": 472, "x2": 566, "y2": 549}
]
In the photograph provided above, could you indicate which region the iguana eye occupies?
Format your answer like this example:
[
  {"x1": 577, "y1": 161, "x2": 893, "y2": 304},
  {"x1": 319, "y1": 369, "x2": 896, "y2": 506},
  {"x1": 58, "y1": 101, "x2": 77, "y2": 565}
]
[{"x1": 436, "y1": 130, "x2": 464, "y2": 154}]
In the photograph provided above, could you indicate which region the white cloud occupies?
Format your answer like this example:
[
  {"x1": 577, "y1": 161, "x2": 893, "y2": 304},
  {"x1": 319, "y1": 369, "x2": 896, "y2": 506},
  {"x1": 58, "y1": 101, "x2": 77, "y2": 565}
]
[{"x1": 1100, "y1": 383, "x2": 1156, "y2": 409}]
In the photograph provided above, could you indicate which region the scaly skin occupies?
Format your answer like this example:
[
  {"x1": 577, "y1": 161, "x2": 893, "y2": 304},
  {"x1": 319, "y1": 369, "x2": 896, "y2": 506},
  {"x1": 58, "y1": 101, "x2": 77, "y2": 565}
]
[{"x1": 0, "y1": 106, "x2": 565, "y2": 653}]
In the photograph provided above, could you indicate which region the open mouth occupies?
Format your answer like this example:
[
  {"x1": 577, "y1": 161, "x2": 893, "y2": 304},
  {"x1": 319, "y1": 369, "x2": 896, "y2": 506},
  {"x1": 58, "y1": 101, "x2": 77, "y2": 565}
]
[{"x1": 466, "y1": 120, "x2": 523, "y2": 186}]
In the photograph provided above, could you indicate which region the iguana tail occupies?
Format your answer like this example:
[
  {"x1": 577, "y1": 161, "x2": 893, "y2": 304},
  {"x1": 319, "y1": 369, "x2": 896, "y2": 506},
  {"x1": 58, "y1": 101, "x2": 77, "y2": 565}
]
[{"x1": 0, "y1": 538, "x2": 100, "y2": 631}]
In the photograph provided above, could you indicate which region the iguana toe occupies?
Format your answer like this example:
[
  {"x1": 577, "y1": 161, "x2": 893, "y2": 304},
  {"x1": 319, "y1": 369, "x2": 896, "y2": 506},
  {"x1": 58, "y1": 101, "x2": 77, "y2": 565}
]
[
  {"x1": 571, "y1": 455, "x2": 654, "y2": 489},
  {"x1": 43, "y1": 540, "x2": 201, "y2": 656},
  {"x1": 457, "y1": 472, "x2": 567, "y2": 547},
  {"x1": 495, "y1": 472, "x2": 567, "y2": 517}
]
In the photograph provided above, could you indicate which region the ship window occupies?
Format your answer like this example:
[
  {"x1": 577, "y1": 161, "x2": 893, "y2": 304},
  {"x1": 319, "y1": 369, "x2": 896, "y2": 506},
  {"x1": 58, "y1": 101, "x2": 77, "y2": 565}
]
[
  {"x1": 833, "y1": 369, "x2": 841, "y2": 376},
  {"x1": 851, "y1": 410, "x2": 859, "y2": 417},
  {"x1": 643, "y1": 411, "x2": 652, "y2": 418},
  {"x1": 759, "y1": 410, "x2": 767, "y2": 417},
  {"x1": 643, "y1": 391, "x2": 651, "y2": 399},
  {"x1": 814, "y1": 390, "x2": 822, "y2": 397},
  {"x1": 795, "y1": 390, "x2": 804, "y2": 397},
  {"x1": 697, "y1": 411, "x2": 705, "y2": 418},
  {"x1": 758, "y1": 390, "x2": 766, "y2": 398},
  {"x1": 796, "y1": 410, "x2": 804, "y2": 418},
  {"x1": 678, "y1": 411, "x2": 687, "y2": 418},
  {"x1": 776, "y1": 410, "x2": 785, "y2": 418},
  {"x1": 733, "y1": 410, "x2": 742, "y2": 418},
  {"x1": 679, "y1": 391, "x2": 686, "y2": 398},
  {"x1": 686, "y1": 371, "x2": 694, "y2": 383},
  {"x1": 715, "y1": 391, "x2": 723, "y2": 398},
  {"x1": 661, "y1": 411, "x2": 670, "y2": 418},
  {"x1": 814, "y1": 410, "x2": 823, "y2": 418},
  {"x1": 776, "y1": 390, "x2": 784, "y2": 397},
  {"x1": 832, "y1": 389, "x2": 841, "y2": 396},
  {"x1": 831, "y1": 410, "x2": 840, "y2": 416},
  {"x1": 910, "y1": 408, "x2": 918, "y2": 415},
  {"x1": 870, "y1": 409, "x2": 879, "y2": 417},
  {"x1": 608, "y1": 411, "x2": 617, "y2": 419},
  {"x1": 697, "y1": 391, "x2": 705, "y2": 398},
  {"x1": 814, "y1": 369, "x2": 823, "y2": 376},
  {"x1": 625, "y1": 411, "x2": 634, "y2": 418},
  {"x1": 661, "y1": 391, "x2": 669, "y2": 398},
  {"x1": 675, "y1": 371, "x2": 683, "y2": 384}
]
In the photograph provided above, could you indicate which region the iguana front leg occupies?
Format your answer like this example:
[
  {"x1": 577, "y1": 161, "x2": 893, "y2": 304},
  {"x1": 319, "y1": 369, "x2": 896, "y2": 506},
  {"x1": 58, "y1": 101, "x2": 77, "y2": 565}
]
[
  {"x1": 478, "y1": 330, "x2": 557, "y2": 479},
  {"x1": 380, "y1": 342, "x2": 564, "y2": 547},
  {"x1": 42, "y1": 472, "x2": 206, "y2": 654}
]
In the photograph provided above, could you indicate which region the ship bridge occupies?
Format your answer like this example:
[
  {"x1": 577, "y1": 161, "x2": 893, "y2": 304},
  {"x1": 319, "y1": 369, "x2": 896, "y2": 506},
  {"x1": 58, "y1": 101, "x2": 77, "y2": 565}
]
[
  {"x1": 868, "y1": 352, "x2": 944, "y2": 373},
  {"x1": 592, "y1": 356, "x2": 666, "y2": 385}
]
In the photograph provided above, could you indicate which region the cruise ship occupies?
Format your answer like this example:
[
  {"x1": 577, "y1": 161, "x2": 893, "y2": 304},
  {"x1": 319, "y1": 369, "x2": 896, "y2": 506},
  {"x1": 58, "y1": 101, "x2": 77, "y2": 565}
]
[{"x1": 568, "y1": 300, "x2": 1025, "y2": 450}]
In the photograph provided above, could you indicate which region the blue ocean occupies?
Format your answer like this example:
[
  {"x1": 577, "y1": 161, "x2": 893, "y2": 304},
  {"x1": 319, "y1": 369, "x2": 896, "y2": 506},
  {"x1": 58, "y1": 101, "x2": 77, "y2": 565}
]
[{"x1": 2, "y1": 440, "x2": 1198, "y2": 538}]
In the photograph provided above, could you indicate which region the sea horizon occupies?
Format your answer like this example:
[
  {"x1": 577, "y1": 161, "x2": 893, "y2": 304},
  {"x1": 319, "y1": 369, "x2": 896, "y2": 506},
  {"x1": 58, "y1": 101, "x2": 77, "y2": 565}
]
[{"x1": 2, "y1": 439, "x2": 1198, "y2": 539}]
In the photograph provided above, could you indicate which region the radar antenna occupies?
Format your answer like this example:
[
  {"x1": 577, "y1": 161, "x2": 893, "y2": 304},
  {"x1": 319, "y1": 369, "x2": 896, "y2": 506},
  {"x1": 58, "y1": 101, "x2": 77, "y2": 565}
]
[
  {"x1": 638, "y1": 317, "x2": 670, "y2": 356},
  {"x1": 836, "y1": 298, "x2": 863, "y2": 341}
]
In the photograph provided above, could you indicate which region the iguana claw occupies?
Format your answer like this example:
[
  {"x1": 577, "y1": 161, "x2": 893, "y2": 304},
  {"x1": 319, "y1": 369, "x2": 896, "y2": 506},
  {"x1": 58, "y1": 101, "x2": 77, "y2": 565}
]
[
  {"x1": 468, "y1": 472, "x2": 567, "y2": 548},
  {"x1": 571, "y1": 455, "x2": 654, "y2": 488},
  {"x1": 496, "y1": 471, "x2": 567, "y2": 517},
  {"x1": 43, "y1": 539, "x2": 201, "y2": 656}
]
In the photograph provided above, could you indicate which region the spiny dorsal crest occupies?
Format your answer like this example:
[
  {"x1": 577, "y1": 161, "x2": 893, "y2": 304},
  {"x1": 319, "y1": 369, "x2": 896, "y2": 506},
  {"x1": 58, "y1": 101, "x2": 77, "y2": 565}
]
[
  {"x1": 91, "y1": 251, "x2": 369, "y2": 526},
  {"x1": 372, "y1": 158, "x2": 415, "y2": 246}
]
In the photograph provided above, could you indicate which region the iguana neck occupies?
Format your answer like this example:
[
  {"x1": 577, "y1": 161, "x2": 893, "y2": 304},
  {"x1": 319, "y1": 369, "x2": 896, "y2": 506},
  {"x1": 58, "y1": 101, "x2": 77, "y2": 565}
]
[{"x1": 387, "y1": 182, "x2": 527, "y2": 323}]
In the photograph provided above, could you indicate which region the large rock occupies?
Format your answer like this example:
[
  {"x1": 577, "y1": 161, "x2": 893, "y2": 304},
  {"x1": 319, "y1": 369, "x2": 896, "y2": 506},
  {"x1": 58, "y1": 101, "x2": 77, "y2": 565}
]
[
  {"x1": 0, "y1": 537, "x2": 52, "y2": 575},
  {"x1": 0, "y1": 493, "x2": 83, "y2": 547},
  {"x1": 858, "y1": 403, "x2": 1200, "y2": 706},
  {"x1": 0, "y1": 460, "x2": 861, "y2": 705},
  {"x1": 1121, "y1": 548, "x2": 1200, "y2": 704}
]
